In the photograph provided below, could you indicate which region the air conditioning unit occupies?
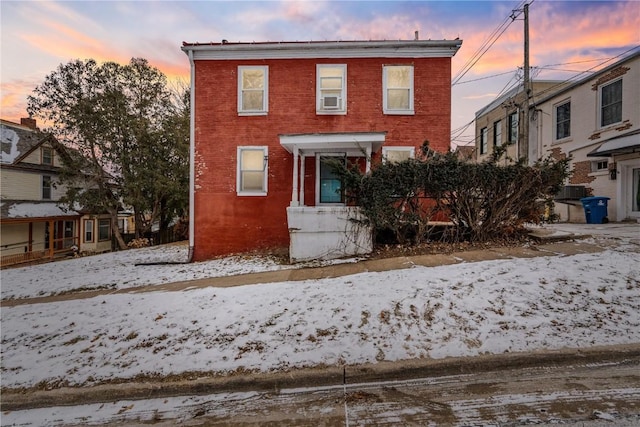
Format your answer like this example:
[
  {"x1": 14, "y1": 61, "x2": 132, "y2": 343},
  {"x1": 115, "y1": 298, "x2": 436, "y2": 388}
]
[
  {"x1": 322, "y1": 95, "x2": 340, "y2": 110},
  {"x1": 554, "y1": 185, "x2": 586, "y2": 201}
]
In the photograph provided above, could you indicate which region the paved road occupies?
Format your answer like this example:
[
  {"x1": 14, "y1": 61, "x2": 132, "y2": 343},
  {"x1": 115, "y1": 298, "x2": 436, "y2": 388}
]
[{"x1": 4, "y1": 352, "x2": 639, "y2": 426}]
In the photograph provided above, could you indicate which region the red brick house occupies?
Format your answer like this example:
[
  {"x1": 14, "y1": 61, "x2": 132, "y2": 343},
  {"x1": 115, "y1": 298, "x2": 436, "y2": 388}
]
[{"x1": 182, "y1": 39, "x2": 462, "y2": 262}]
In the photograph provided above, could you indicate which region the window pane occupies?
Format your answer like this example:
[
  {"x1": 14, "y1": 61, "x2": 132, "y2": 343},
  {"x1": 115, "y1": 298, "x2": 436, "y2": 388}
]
[
  {"x1": 85, "y1": 220, "x2": 93, "y2": 242},
  {"x1": 242, "y1": 70, "x2": 264, "y2": 89},
  {"x1": 42, "y1": 176, "x2": 51, "y2": 199},
  {"x1": 387, "y1": 89, "x2": 410, "y2": 109},
  {"x1": 98, "y1": 219, "x2": 110, "y2": 241},
  {"x1": 493, "y1": 121, "x2": 501, "y2": 146},
  {"x1": 556, "y1": 102, "x2": 571, "y2": 139},
  {"x1": 386, "y1": 150, "x2": 411, "y2": 163},
  {"x1": 321, "y1": 76, "x2": 342, "y2": 89},
  {"x1": 241, "y1": 171, "x2": 264, "y2": 191},
  {"x1": 319, "y1": 157, "x2": 344, "y2": 203},
  {"x1": 387, "y1": 67, "x2": 410, "y2": 87},
  {"x1": 241, "y1": 150, "x2": 263, "y2": 170},
  {"x1": 601, "y1": 80, "x2": 622, "y2": 126},
  {"x1": 320, "y1": 179, "x2": 342, "y2": 203},
  {"x1": 242, "y1": 91, "x2": 264, "y2": 111},
  {"x1": 633, "y1": 168, "x2": 640, "y2": 212},
  {"x1": 509, "y1": 112, "x2": 518, "y2": 143},
  {"x1": 42, "y1": 147, "x2": 53, "y2": 165}
]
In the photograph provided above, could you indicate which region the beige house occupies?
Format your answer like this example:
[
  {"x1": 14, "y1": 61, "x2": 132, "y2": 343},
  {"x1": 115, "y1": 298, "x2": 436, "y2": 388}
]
[
  {"x1": 529, "y1": 51, "x2": 640, "y2": 223},
  {"x1": 1, "y1": 118, "x2": 112, "y2": 267},
  {"x1": 475, "y1": 81, "x2": 564, "y2": 163}
]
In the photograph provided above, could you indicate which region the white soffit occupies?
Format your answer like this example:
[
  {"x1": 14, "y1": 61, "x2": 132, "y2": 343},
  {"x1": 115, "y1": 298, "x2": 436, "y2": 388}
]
[
  {"x1": 279, "y1": 132, "x2": 386, "y2": 154},
  {"x1": 182, "y1": 40, "x2": 462, "y2": 60},
  {"x1": 587, "y1": 132, "x2": 640, "y2": 157}
]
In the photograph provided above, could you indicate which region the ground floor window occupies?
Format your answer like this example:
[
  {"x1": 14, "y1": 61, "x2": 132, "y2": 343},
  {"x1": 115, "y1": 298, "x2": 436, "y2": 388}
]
[
  {"x1": 98, "y1": 219, "x2": 110, "y2": 241},
  {"x1": 84, "y1": 219, "x2": 94, "y2": 242},
  {"x1": 318, "y1": 155, "x2": 345, "y2": 204},
  {"x1": 633, "y1": 168, "x2": 640, "y2": 212},
  {"x1": 382, "y1": 146, "x2": 415, "y2": 163},
  {"x1": 237, "y1": 146, "x2": 268, "y2": 195}
]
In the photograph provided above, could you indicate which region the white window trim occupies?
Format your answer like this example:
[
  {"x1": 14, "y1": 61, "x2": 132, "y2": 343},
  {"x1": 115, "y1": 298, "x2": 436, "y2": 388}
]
[
  {"x1": 382, "y1": 146, "x2": 415, "y2": 163},
  {"x1": 316, "y1": 64, "x2": 347, "y2": 115},
  {"x1": 553, "y1": 99, "x2": 572, "y2": 142},
  {"x1": 315, "y1": 153, "x2": 346, "y2": 206},
  {"x1": 598, "y1": 77, "x2": 622, "y2": 129},
  {"x1": 237, "y1": 146, "x2": 268, "y2": 196},
  {"x1": 383, "y1": 65, "x2": 414, "y2": 115},
  {"x1": 237, "y1": 66, "x2": 268, "y2": 116}
]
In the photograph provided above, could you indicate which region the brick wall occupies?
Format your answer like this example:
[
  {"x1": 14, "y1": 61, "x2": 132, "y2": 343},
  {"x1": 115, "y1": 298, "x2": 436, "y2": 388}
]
[
  {"x1": 192, "y1": 56, "x2": 453, "y2": 260},
  {"x1": 569, "y1": 160, "x2": 596, "y2": 186}
]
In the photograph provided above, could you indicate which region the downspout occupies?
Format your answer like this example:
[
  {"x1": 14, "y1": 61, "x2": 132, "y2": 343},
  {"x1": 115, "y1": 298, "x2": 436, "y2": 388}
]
[{"x1": 187, "y1": 49, "x2": 196, "y2": 263}]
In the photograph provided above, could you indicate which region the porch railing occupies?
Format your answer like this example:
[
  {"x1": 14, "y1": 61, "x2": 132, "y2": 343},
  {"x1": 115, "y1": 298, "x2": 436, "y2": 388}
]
[{"x1": 1, "y1": 236, "x2": 79, "y2": 268}]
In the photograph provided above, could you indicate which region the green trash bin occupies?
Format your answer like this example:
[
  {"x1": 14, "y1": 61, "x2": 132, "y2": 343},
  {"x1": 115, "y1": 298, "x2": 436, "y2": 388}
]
[{"x1": 580, "y1": 196, "x2": 610, "y2": 224}]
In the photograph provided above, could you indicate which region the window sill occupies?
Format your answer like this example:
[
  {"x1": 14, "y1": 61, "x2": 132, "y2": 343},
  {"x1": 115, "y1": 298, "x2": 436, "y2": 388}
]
[
  {"x1": 316, "y1": 110, "x2": 347, "y2": 116},
  {"x1": 237, "y1": 191, "x2": 268, "y2": 197},
  {"x1": 588, "y1": 171, "x2": 609, "y2": 178},
  {"x1": 383, "y1": 110, "x2": 415, "y2": 116},
  {"x1": 238, "y1": 111, "x2": 268, "y2": 116}
]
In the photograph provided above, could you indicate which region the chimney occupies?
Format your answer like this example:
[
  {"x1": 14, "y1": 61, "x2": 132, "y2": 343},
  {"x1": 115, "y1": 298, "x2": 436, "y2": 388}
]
[
  {"x1": 20, "y1": 117, "x2": 37, "y2": 129},
  {"x1": 414, "y1": 30, "x2": 419, "y2": 40}
]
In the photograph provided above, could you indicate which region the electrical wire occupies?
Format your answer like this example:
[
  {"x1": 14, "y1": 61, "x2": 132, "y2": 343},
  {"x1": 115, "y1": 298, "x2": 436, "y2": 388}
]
[{"x1": 452, "y1": 0, "x2": 530, "y2": 86}]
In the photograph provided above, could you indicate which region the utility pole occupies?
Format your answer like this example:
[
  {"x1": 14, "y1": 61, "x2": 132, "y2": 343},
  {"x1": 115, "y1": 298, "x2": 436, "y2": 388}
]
[{"x1": 520, "y1": 3, "x2": 530, "y2": 162}]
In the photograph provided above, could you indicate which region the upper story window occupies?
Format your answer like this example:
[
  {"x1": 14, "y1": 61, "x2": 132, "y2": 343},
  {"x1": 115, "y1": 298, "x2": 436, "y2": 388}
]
[
  {"x1": 42, "y1": 147, "x2": 53, "y2": 165},
  {"x1": 238, "y1": 66, "x2": 268, "y2": 115},
  {"x1": 42, "y1": 175, "x2": 52, "y2": 200},
  {"x1": 555, "y1": 100, "x2": 571, "y2": 140},
  {"x1": 493, "y1": 120, "x2": 502, "y2": 147},
  {"x1": 382, "y1": 146, "x2": 415, "y2": 163},
  {"x1": 317, "y1": 65, "x2": 346, "y2": 114},
  {"x1": 237, "y1": 146, "x2": 268, "y2": 196},
  {"x1": 508, "y1": 112, "x2": 518, "y2": 144},
  {"x1": 600, "y1": 79, "x2": 622, "y2": 128},
  {"x1": 480, "y1": 127, "x2": 488, "y2": 155},
  {"x1": 383, "y1": 65, "x2": 414, "y2": 115}
]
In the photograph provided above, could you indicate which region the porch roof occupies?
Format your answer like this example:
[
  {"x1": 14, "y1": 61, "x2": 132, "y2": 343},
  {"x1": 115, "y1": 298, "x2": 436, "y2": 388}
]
[
  {"x1": 279, "y1": 132, "x2": 386, "y2": 156},
  {"x1": 587, "y1": 130, "x2": 640, "y2": 157},
  {"x1": 1, "y1": 201, "x2": 81, "y2": 222}
]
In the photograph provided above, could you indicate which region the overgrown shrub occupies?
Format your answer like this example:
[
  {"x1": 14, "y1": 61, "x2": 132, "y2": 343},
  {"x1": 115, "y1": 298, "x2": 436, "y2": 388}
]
[{"x1": 334, "y1": 143, "x2": 569, "y2": 244}]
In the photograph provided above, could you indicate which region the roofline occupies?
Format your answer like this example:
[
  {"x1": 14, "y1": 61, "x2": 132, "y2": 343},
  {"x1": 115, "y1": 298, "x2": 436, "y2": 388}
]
[
  {"x1": 181, "y1": 39, "x2": 462, "y2": 60},
  {"x1": 532, "y1": 49, "x2": 640, "y2": 107}
]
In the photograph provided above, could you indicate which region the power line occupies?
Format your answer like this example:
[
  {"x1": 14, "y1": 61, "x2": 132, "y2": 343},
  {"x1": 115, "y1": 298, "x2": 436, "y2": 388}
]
[
  {"x1": 453, "y1": 70, "x2": 515, "y2": 86},
  {"x1": 452, "y1": 0, "x2": 528, "y2": 85}
]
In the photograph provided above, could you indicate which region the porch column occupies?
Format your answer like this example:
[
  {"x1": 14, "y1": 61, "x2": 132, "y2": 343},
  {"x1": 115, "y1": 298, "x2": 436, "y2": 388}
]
[
  {"x1": 48, "y1": 220, "x2": 55, "y2": 259},
  {"x1": 290, "y1": 146, "x2": 299, "y2": 206},
  {"x1": 365, "y1": 145, "x2": 372, "y2": 173},
  {"x1": 299, "y1": 154, "x2": 305, "y2": 206}
]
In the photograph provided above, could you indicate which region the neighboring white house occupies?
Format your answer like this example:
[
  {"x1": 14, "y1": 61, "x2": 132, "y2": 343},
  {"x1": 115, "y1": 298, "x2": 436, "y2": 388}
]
[
  {"x1": 474, "y1": 81, "x2": 565, "y2": 163},
  {"x1": 1, "y1": 118, "x2": 113, "y2": 267},
  {"x1": 529, "y1": 51, "x2": 640, "y2": 223}
]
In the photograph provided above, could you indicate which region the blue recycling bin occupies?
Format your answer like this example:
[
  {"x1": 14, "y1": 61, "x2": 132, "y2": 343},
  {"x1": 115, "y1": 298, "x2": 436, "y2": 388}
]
[{"x1": 580, "y1": 196, "x2": 610, "y2": 224}]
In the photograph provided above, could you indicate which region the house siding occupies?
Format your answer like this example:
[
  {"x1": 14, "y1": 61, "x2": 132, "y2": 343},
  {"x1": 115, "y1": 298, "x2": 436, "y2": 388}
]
[
  {"x1": 192, "y1": 56, "x2": 453, "y2": 260},
  {"x1": 532, "y1": 53, "x2": 640, "y2": 222}
]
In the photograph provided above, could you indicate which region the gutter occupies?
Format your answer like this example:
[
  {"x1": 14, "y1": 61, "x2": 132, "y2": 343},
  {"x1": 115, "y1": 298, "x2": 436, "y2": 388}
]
[{"x1": 187, "y1": 49, "x2": 196, "y2": 263}]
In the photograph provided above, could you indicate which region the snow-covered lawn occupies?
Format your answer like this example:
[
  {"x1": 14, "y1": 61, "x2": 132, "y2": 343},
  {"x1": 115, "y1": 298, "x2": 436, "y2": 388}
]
[
  {"x1": 0, "y1": 243, "x2": 359, "y2": 300},
  {"x1": 1, "y1": 228, "x2": 639, "y2": 390}
]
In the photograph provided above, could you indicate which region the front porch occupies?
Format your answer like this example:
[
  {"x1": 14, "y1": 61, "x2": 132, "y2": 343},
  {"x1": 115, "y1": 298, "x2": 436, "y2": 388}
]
[{"x1": 280, "y1": 132, "x2": 385, "y2": 263}]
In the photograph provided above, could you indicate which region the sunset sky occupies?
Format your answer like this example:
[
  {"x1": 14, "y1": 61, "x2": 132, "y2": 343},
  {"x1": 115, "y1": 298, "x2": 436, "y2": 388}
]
[{"x1": 1, "y1": 0, "x2": 639, "y2": 146}]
